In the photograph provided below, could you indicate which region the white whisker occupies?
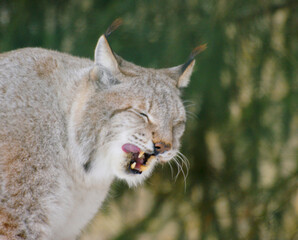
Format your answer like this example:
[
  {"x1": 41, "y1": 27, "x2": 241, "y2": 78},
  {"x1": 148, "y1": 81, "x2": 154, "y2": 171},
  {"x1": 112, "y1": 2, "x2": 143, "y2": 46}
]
[
  {"x1": 184, "y1": 103, "x2": 196, "y2": 108},
  {"x1": 183, "y1": 100, "x2": 196, "y2": 108},
  {"x1": 167, "y1": 151, "x2": 190, "y2": 191},
  {"x1": 172, "y1": 157, "x2": 183, "y2": 181},
  {"x1": 168, "y1": 161, "x2": 174, "y2": 179},
  {"x1": 176, "y1": 154, "x2": 189, "y2": 179},
  {"x1": 174, "y1": 156, "x2": 187, "y2": 191},
  {"x1": 175, "y1": 154, "x2": 188, "y2": 183},
  {"x1": 183, "y1": 100, "x2": 195, "y2": 105},
  {"x1": 177, "y1": 151, "x2": 190, "y2": 170},
  {"x1": 186, "y1": 110, "x2": 199, "y2": 120},
  {"x1": 171, "y1": 157, "x2": 187, "y2": 193}
]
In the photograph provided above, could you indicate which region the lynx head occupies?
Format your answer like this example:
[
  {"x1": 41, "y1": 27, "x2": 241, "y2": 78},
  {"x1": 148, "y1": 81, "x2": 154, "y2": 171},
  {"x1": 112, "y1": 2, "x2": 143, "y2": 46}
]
[{"x1": 71, "y1": 20, "x2": 206, "y2": 186}]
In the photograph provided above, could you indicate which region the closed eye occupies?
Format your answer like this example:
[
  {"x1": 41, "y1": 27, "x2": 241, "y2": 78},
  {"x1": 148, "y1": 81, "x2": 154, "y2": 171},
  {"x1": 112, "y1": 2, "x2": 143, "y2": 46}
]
[
  {"x1": 129, "y1": 109, "x2": 150, "y2": 122},
  {"x1": 139, "y1": 112, "x2": 150, "y2": 122},
  {"x1": 139, "y1": 112, "x2": 149, "y2": 119}
]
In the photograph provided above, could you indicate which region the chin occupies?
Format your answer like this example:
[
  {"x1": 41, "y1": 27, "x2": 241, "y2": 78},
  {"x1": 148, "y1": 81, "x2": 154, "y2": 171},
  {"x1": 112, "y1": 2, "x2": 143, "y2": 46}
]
[{"x1": 115, "y1": 163, "x2": 157, "y2": 187}]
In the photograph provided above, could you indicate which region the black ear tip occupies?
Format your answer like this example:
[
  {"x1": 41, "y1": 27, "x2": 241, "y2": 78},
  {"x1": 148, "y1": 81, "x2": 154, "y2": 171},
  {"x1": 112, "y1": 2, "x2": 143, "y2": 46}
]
[{"x1": 105, "y1": 18, "x2": 123, "y2": 38}]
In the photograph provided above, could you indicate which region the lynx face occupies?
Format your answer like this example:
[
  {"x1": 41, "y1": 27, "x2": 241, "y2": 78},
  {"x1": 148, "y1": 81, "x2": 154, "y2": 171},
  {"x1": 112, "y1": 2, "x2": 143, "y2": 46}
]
[
  {"x1": 71, "y1": 29, "x2": 205, "y2": 186},
  {"x1": 101, "y1": 73, "x2": 187, "y2": 185}
]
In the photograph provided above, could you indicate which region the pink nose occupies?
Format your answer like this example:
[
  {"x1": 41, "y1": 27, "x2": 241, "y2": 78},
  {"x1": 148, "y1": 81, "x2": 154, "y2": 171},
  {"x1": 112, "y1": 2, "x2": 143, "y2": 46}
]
[{"x1": 154, "y1": 142, "x2": 171, "y2": 155}]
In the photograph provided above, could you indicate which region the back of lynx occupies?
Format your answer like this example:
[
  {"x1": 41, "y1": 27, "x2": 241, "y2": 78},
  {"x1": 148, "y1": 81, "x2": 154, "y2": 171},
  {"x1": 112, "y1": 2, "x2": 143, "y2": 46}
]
[{"x1": 0, "y1": 22, "x2": 203, "y2": 239}]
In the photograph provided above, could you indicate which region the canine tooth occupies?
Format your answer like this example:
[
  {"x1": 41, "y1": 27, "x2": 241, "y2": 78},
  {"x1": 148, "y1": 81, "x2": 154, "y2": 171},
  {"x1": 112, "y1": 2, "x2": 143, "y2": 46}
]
[
  {"x1": 131, "y1": 162, "x2": 136, "y2": 169},
  {"x1": 140, "y1": 165, "x2": 148, "y2": 171},
  {"x1": 138, "y1": 151, "x2": 145, "y2": 159}
]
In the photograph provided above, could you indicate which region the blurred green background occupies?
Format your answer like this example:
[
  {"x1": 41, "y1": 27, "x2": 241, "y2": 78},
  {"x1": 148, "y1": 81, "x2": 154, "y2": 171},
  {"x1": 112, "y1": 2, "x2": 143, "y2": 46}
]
[{"x1": 0, "y1": 0, "x2": 297, "y2": 239}]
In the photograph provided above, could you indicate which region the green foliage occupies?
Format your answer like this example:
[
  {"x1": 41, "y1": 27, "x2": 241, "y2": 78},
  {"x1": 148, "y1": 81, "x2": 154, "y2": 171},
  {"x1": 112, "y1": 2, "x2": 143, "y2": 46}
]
[{"x1": 1, "y1": 0, "x2": 297, "y2": 239}]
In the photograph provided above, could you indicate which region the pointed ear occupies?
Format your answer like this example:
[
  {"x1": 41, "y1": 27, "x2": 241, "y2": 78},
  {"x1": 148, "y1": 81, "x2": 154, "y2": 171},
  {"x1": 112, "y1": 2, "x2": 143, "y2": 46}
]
[
  {"x1": 94, "y1": 18, "x2": 123, "y2": 73},
  {"x1": 164, "y1": 44, "x2": 207, "y2": 88},
  {"x1": 91, "y1": 18, "x2": 123, "y2": 82},
  {"x1": 177, "y1": 59, "x2": 195, "y2": 88},
  {"x1": 94, "y1": 35, "x2": 119, "y2": 73}
]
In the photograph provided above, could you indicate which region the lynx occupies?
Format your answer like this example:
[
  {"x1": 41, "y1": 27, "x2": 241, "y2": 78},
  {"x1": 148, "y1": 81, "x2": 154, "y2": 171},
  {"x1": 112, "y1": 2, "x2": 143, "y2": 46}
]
[{"x1": 0, "y1": 20, "x2": 205, "y2": 239}]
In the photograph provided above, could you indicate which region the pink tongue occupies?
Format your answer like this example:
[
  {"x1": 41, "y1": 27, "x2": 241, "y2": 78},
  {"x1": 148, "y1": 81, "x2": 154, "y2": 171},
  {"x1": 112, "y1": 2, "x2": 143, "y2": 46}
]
[{"x1": 122, "y1": 143, "x2": 140, "y2": 153}]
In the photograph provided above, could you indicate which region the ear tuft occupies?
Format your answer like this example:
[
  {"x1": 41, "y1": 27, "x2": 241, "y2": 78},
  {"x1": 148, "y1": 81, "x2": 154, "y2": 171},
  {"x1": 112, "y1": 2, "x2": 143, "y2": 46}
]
[
  {"x1": 181, "y1": 44, "x2": 207, "y2": 73},
  {"x1": 177, "y1": 44, "x2": 207, "y2": 87},
  {"x1": 94, "y1": 19, "x2": 124, "y2": 73},
  {"x1": 189, "y1": 44, "x2": 207, "y2": 60},
  {"x1": 163, "y1": 43, "x2": 206, "y2": 88},
  {"x1": 105, "y1": 18, "x2": 123, "y2": 38}
]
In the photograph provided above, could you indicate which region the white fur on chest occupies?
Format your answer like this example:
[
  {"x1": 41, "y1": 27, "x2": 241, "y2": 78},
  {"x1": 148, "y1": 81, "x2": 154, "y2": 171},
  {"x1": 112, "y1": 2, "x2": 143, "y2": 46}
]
[
  {"x1": 50, "y1": 176, "x2": 112, "y2": 240},
  {"x1": 47, "y1": 139, "x2": 116, "y2": 239}
]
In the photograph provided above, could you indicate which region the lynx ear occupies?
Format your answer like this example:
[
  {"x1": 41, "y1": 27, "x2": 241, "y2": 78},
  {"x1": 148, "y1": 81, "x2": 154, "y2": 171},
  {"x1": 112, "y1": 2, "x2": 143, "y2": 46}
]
[
  {"x1": 165, "y1": 44, "x2": 207, "y2": 88},
  {"x1": 94, "y1": 18, "x2": 123, "y2": 74},
  {"x1": 94, "y1": 35, "x2": 119, "y2": 73},
  {"x1": 178, "y1": 59, "x2": 196, "y2": 88}
]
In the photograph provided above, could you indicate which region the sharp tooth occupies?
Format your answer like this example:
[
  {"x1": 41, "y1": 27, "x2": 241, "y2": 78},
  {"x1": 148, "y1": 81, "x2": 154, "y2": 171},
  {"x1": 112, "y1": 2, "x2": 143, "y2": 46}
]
[
  {"x1": 138, "y1": 151, "x2": 145, "y2": 159},
  {"x1": 131, "y1": 162, "x2": 136, "y2": 169},
  {"x1": 140, "y1": 165, "x2": 148, "y2": 171}
]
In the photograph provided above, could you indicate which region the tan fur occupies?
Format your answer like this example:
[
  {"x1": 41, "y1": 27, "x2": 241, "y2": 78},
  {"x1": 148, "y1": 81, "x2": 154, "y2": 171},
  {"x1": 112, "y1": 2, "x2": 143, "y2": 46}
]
[
  {"x1": 0, "y1": 31, "x2": 195, "y2": 239},
  {"x1": 0, "y1": 207, "x2": 22, "y2": 238},
  {"x1": 34, "y1": 56, "x2": 58, "y2": 78}
]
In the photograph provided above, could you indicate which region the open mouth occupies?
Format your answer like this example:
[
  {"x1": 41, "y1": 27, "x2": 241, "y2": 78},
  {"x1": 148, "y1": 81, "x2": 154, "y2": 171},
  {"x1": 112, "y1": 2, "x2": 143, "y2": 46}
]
[{"x1": 122, "y1": 143, "x2": 154, "y2": 174}]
